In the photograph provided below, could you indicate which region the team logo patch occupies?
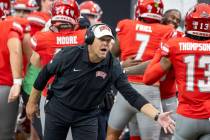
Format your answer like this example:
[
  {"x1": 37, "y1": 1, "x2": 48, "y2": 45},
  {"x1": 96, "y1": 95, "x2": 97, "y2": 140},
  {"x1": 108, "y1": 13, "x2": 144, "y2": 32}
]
[
  {"x1": 96, "y1": 71, "x2": 107, "y2": 79},
  {"x1": 99, "y1": 25, "x2": 111, "y2": 32}
]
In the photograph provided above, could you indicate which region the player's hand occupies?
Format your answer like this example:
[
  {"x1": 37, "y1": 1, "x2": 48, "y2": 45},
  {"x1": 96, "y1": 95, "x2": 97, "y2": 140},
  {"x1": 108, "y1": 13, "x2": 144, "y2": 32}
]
[
  {"x1": 121, "y1": 55, "x2": 142, "y2": 68},
  {"x1": 8, "y1": 84, "x2": 21, "y2": 103},
  {"x1": 157, "y1": 111, "x2": 175, "y2": 134},
  {"x1": 26, "y1": 101, "x2": 39, "y2": 121}
]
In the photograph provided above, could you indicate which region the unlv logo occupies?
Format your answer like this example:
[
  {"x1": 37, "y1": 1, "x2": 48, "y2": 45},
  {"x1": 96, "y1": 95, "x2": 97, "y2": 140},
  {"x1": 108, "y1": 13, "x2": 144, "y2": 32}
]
[
  {"x1": 96, "y1": 71, "x2": 107, "y2": 79},
  {"x1": 99, "y1": 25, "x2": 111, "y2": 32}
]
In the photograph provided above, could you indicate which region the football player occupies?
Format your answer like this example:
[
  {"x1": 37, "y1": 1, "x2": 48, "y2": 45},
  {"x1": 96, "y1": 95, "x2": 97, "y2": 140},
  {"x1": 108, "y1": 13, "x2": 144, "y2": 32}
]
[
  {"x1": 143, "y1": 3, "x2": 210, "y2": 140},
  {"x1": 107, "y1": 0, "x2": 174, "y2": 140}
]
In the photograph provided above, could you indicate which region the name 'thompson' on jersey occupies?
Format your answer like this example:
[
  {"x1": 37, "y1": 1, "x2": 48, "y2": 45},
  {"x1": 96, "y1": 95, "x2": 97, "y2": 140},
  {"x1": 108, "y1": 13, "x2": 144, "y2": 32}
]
[{"x1": 161, "y1": 37, "x2": 210, "y2": 118}]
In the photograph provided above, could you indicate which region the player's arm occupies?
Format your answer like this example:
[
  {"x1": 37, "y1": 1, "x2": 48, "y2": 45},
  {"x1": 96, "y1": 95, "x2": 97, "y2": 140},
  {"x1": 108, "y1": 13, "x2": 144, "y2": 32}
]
[
  {"x1": 22, "y1": 33, "x2": 32, "y2": 64},
  {"x1": 30, "y1": 35, "x2": 42, "y2": 68},
  {"x1": 124, "y1": 60, "x2": 150, "y2": 75},
  {"x1": 30, "y1": 51, "x2": 42, "y2": 68},
  {"x1": 143, "y1": 54, "x2": 172, "y2": 85},
  {"x1": 7, "y1": 29, "x2": 23, "y2": 103},
  {"x1": 8, "y1": 32, "x2": 23, "y2": 80},
  {"x1": 124, "y1": 49, "x2": 170, "y2": 80}
]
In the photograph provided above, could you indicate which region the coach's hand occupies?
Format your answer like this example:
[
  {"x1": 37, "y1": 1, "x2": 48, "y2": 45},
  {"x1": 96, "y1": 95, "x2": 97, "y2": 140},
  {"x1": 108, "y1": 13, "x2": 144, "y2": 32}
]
[
  {"x1": 158, "y1": 111, "x2": 175, "y2": 134},
  {"x1": 26, "y1": 101, "x2": 39, "y2": 121}
]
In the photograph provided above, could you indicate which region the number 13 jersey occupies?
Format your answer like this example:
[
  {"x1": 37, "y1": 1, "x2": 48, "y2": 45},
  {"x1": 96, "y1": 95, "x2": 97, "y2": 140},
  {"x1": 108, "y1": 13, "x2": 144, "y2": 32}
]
[{"x1": 161, "y1": 37, "x2": 210, "y2": 118}]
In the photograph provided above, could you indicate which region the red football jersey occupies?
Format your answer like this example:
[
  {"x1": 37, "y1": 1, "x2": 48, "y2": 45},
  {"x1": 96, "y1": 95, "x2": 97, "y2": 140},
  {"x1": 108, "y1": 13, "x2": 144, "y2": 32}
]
[
  {"x1": 159, "y1": 30, "x2": 183, "y2": 99},
  {"x1": 31, "y1": 29, "x2": 86, "y2": 66},
  {"x1": 116, "y1": 19, "x2": 173, "y2": 83},
  {"x1": 162, "y1": 37, "x2": 210, "y2": 118},
  {"x1": 159, "y1": 70, "x2": 176, "y2": 99},
  {"x1": 31, "y1": 29, "x2": 86, "y2": 96},
  {"x1": 7, "y1": 16, "x2": 31, "y2": 34},
  {"x1": 0, "y1": 20, "x2": 23, "y2": 86},
  {"x1": 27, "y1": 11, "x2": 51, "y2": 36},
  {"x1": 6, "y1": 16, "x2": 32, "y2": 75}
]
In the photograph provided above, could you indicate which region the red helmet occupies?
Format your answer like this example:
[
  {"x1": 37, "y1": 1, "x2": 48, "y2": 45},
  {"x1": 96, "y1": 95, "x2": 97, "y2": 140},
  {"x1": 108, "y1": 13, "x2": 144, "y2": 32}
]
[
  {"x1": 13, "y1": 0, "x2": 39, "y2": 11},
  {"x1": 80, "y1": 1, "x2": 103, "y2": 20},
  {"x1": 51, "y1": 0, "x2": 80, "y2": 25},
  {"x1": 0, "y1": 0, "x2": 10, "y2": 15},
  {"x1": 185, "y1": 3, "x2": 210, "y2": 37},
  {"x1": 135, "y1": 0, "x2": 163, "y2": 22}
]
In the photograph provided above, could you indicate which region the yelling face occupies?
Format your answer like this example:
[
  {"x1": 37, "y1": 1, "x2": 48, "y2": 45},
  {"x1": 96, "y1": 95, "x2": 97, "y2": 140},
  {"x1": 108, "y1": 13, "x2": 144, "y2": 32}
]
[{"x1": 88, "y1": 35, "x2": 112, "y2": 63}]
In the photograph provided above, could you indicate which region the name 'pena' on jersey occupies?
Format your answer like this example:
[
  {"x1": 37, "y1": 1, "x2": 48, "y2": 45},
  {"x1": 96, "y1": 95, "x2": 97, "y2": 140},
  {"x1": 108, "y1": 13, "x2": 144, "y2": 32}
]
[{"x1": 56, "y1": 36, "x2": 78, "y2": 45}]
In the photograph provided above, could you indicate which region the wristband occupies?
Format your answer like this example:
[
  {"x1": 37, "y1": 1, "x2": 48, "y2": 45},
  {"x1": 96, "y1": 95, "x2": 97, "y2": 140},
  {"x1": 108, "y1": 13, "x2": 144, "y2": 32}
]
[
  {"x1": 13, "y1": 78, "x2": 23, "y2": 85},
  {"x1": 154, "y1": 112, "x2": 160, "y2": 121}
]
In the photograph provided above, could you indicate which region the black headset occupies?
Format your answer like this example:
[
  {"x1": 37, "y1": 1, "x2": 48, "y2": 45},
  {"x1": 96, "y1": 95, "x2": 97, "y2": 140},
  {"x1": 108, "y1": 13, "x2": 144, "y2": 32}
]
[{"x1": 85, "y1": 23, "x2": 112, "y2": 45}]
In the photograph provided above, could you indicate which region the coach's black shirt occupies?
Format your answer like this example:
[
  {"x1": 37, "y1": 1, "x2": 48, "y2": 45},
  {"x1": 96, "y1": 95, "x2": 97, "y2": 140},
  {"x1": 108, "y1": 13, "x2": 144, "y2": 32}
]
[{"x1": 34, "y1": 46, "x2": 148, "y2": 119}]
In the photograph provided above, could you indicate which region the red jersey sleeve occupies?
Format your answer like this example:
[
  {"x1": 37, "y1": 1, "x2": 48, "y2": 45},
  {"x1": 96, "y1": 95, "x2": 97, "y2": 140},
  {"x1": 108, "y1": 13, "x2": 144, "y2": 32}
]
[
  {"x1": 10, "y1": 21, "x2": 24, "y2": 40},
  {"x1": 30, "y1": 34, "x2": 38, "y2": 49},
  {"x1": 143, "y1": 49, "x2": 166, "y2": 84},
  {"x1": 27, "y1": 12, "x2": 51, "y2": 35},
  {"x1": 8, "y1": 31, "x2": 22, "y2": 40}
]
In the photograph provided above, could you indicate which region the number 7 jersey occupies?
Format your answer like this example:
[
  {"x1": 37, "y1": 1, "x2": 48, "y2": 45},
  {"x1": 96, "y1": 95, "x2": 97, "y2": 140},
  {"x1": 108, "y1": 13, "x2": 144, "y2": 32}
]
[
  {"x1": 162, "y1": 37, "x2": 210, "y2": 118},
  {"x1": 116, "y1": 19, "x2": 173, "y2": 83}
]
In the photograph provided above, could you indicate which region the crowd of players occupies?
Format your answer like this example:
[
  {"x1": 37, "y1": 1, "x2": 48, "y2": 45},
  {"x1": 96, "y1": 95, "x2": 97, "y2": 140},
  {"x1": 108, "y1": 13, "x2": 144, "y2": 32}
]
[{"x1": 0, "y1": 0, "x2": 209, "y2": 140}]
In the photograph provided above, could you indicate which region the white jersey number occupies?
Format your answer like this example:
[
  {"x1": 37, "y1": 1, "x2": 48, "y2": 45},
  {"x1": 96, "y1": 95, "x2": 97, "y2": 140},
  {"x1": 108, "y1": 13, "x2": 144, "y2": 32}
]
[
  {"x1": 184, "y1": 55, "x2": 210, "y2": 92},
  {"x1": 135, "y1": 33, "x2": 150, "y2": 60}
]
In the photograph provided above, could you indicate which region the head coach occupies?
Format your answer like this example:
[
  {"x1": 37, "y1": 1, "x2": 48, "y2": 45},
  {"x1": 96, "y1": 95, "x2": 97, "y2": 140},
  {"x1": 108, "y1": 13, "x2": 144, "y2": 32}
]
[{"x1": 26, "y1": 23, "x2": 175, "y2": 140}]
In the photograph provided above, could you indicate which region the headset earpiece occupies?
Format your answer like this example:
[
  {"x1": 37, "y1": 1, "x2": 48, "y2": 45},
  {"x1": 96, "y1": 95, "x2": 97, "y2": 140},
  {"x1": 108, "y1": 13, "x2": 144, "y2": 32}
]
[{"x1": 85, "y1": 27, "x2": 95, "y2": 45}]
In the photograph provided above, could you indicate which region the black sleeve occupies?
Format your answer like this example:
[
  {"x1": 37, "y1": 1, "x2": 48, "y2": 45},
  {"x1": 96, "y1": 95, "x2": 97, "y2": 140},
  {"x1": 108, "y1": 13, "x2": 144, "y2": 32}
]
[
  {"x1": 33, "y1": 49, "x2": 64, "y2": 91},
  {"x1": 112, "y1": 58, "x2": 149, "y2": 110}
]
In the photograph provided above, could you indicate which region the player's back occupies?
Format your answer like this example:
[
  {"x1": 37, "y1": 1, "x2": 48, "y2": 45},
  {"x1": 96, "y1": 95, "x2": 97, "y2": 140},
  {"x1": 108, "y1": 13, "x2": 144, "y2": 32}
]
[
  {"x1": 117, "y1": 19, "x2": 173, "y2": 83},
  {"x1": 164, "y1": 37, "x2": 210, "y2": 118},
  {"x1": 117, "y1": 19, "x2": 173, "y2": 61},
  {"x1": 31, "y1": 29, "x2": 86, "y2": 66}
]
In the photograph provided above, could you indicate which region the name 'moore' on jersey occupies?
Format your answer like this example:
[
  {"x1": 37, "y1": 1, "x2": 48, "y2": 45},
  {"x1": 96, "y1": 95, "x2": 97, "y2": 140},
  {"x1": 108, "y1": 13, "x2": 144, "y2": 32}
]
[
  {"x1": 30, "y1": 29, "x2": 86, "y2": 66},
  {"x1": 116, "y1": 19, "x2": 173, "y2": 83},
  {"x1": 161, "y1": 37, "x2": 210, "y2": 118}
]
